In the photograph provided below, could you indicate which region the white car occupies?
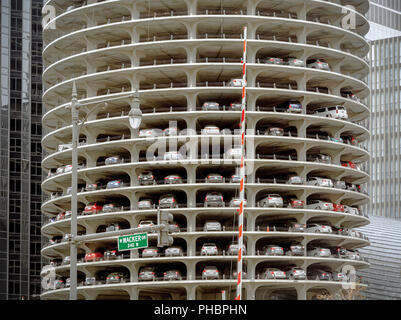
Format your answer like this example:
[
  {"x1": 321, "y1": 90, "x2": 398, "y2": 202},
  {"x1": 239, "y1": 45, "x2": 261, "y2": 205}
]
[
  {"x1": 262, "y1": 268, "x2": 287, "y2": 280},
  {"x1": 58, "y1": 143, "x2": 72, "y2": 152},
  {"x1": 201, "y1": 243, "x2": 218, "y2": 255},
  {"x1": 229, "y1": 198, "x2": 247, "y2": 207},
  {"x1": 202, "y1": 102, "x2": 220, "y2": 111},
  {"x1": 344, "y1": 205, "x2": 360, "y2": 215},
  {"x1": 202, "y1": 266, "x2": 220, "y2": 280},
  {"x1": 258, "y1": 194, "x2": 284, "y2": 208},
  {"x1": 137, "y1": 199, "x2": 153, "y2": 210},
  {"x1": 163, "y1": 151, "x2": 184, "y2": 160},
  {"x1": 307, "y1": 247, "x2": 332, "y2": 257},
  {"x1": 228, "y1": 78, "x2": 245, "y2": 87},
  {"x1": 306, "y1": 224, "x2": 333, "y2": 233},
  {"x1": 307, "y1": 200, "x2": 334, "y2": 211},
  {"x1": 227, "y1": 242, "x2": 246, "y2": 255},
  {"x1": 139, "y1": 128, "x2": 163, "y2": 138},
  {"x1": 314, "y1": 106, "x2": 348, "y2": 120},
  {"x1": 203, "y1": 221, "x2": 222, "y2": 232},
  {"x1": 165, "y1": 246, "x2": 184, "y2": 257},
  {"x1": 225, "y1": 147, "x2": 242, "y2": 159},
  {"x1": 307, "y1": 177, "x2": 334, "y2": 188},
  {"x1": 201, "y1": 126, "x2": 220, "y2": 135},
  {"x1": 142, "y1": 247, "x2": 159, "y2": 258}
]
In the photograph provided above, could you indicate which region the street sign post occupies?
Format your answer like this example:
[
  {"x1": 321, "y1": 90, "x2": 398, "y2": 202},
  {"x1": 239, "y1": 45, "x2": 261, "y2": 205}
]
[{"x1": 118, "y1": 233, "x2": 148, "y2": 251}]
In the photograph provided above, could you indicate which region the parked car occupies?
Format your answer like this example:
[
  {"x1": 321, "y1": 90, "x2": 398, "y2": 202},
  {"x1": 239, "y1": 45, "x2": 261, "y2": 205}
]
[
  {"x1": 137, "y1": 199, "x2": 153, "y2": 210},
  {"x1": 105, "y1": 155, "x2": 123, "y2": 165},
  {"x1": 286, "y1": 57, "x2": 305, "y2": 67},
  {"x1": 306, "y1": 224, "x2": 333, "y2": 233},
  {"x1": 264, "y1": 245, "x2": 284, "y2": 256},
  {"x1": 287, "y1": 175, "x2": 303, "y2": 185},
  {"x1": 56, "y1": 212, "x2": 66, "y2": 221},
  {"x1": 202, "y1": 266, "x2": 220, "y2": 280},
  {"x1": 227, "y1": 242, "x2": 246, "y2": 255},
  {"x1": 307, "y1": 200, "x2": 334, "y2": 211},
  {"x1": 139, "y1": 128, "x2": 163, "y2": 138},
  {"x1": 204, "y1": 192, "x2": 224, "y2": 207},
  {"x1": 201, "y1": 243, "x2": 218, "y2": 256},
  {"x1": 159, "y1": 194, "x2": 177, "y2": 208},
  {"x1": 163, "y1": 270, "x2": 182, "y2": 281},
  {"x1": 333, "y1": 180, "x2": 347, "y2": 189},
  {"x1": 307, "y1": 153, "x2": 332, "y2": 164},
  {"x1": 285, "y1": 244, "x2": 305, "y2": 256},
  {"x1": 84, "y1": 277, "x2": 97, "y2": 286},
  {"x1": 104, "y1": 249, "x2": 121, "y2": 260},
  {"x1": 61, "y1": 256, "x2": 70, "y2": 265},
  {"x1": 286, "y1": 199, "x2": 305, "y2": 209},
  {"x1": 307, "y1": 58, "x2": 330, "y2": 70},
  {"x1": 232, "y1": 270, "x2": 247, "y2": 279},
  {"x1": 258, "y1": 194, "x2": 283, "y2": 208},
  {"x1": 107, "y1": 180, "x2": 127, "y2": 189},
  {"x1": 163, "y1": 151, "x2": 184, "y2": 160},
  {"x1": 169, "y1": 222, "x2": 180, "y2": 233},
  {"x1": 202, "y1": 102, "x2": 220, "y2": 111},
  {"x1": 83, "y1": 203, "x2": 103, "y2": 215},
  {"x1": 230, "y1": 174, "x2": 244, "y2": 183},
  {"x1": 203, "y1": 221, "x2": 222, "y2": 232},
  {"x1": 265, "y1": 127, "x2": 284, "y2": 136},
  {"x1": 58, "y1": 143, "x2": 72, "y2": 152},
  {"x1": 164, "y1": 174, "x2": 183, "y2": 184},
  {"x1": 84, "y1": 252, "x2": 103, "y2": 262},
  {"x1": 228, "y1": 78, "x2": 244, "y2": 87},
  {"x1": 229, "y1": 197, "x2": 247, "y2": 207},
  {"x1": 288, "y1": 222, "x2": 306, "y2": 232},
  {"x1": 165, "y1": 246, "x2": 184, "y2": 257},
  {"x1": 314, "y1": 106, "x2": 348, "y2": 120},
  {"x1": 205, "y1": 173, "x2": 224, "y2": 183},
  {"x1": 344, "y1": 205, "x2": 360, "y2": 215},
  {"x1": 308, "y1": 269, "x2": 332, "y2": 281},
  {"x1": 85, "y1": 183, "x2": 98, "y2": 191},
  {"x1": 225, "y1": 147, "x2": 242, "y2": 159},
  {"x1": 332, "y1": 272, "x2": 346, "y2": 282},
  {"x1": 307, "y1": 177, "x2": 334, "y2": 188},
  {"x1": 264, "y1": 57, "x2": 284, "y2": 65},
  {"x1": 138, "y1": 171, "x2": 156, "y2": 185},
  {"x1": 102, "y1": 203, "x2": 121, "y2": 213},
  {"x1": 333, "y1": 204, "x2": 345, "y2": 212},
  {"x1": 229, "y1": 102, "x2": 242, "y2": 111},
  {"x1": 138, "y1": 220, "x2": 156, "y2": 232},
  {"x1": 277, "y1": 100, "x2": 303, "y2": 113},
  {"x1": 307, "y1": 247, "x2": 332, "y2": 257},
  {"x1": 286, "y1": 267, "x2": 306, "y2": 280},
  {"x1": 201, "y1": 126, "x2": 220, "y2": 135},
  {"x1": 142, "y1": 247, "x2": 159, "y2": 258},
  {"x1": 262, "y1": 268, "x2": 286, "y2": 279},
  {"x1": 346, "y1": 183, "x2": 358, "y2": 192},
  {"x1": 341, "y1": 161, "x2": 356, "y2": 169},
  {"x1": 106, "y1": 223, "x2": 120, "y2": 232},
  {"x1": 106, "y1": 272, "x2": 126, "y2": 284},
  {"x1": 138, "y1": 267, "x2": 156, "y2": 281},
  {"x1": 163, "y1": 127, "x2": 180, "y2": 136}
]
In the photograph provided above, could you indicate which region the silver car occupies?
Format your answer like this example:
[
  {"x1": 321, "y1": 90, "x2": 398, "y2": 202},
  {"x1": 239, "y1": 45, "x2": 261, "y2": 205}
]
[
  {"x1": 84, "y1": 277, "x2": 96, "y2": 286},
  {"x1": 262, "y1": 268, "x2": 287, "y2": 280},
  {"x1": 159, "y1": 194, "x2": 177, "y2": 208},
  {"x1": 139, "y1": 128, "x2": 163, "y2": 138},
  {"x1": 286, "y1": 58, "x2": 305, "y2": 67},
  {"x1": 202, "y1": 266, "x2": 220, "y2": 280},
  {"x1": 307, "y1": 58, "x2": 330, "y2": 71},
  {"x1": 332, "y1": 272, "x2": 346, "y2": 282},
  {"x1": 142, "y1": 247, "x2": 159, "y2": 258},
  {"x1": 229, "y1": 198, "x2": 247, "y2": 207},
  {"x1": 306, "y1": 224, "x2": 333, "y2": 233},
  {"x1": 201, "y1": 126, "x2": 220, "y2": 135},
  {"x1": 307, "y1": 177, "x2": 334, "y2": 188},
  {"x1": 165, "y1": 246, "x2": 184, "y2": 257},
  {"x1": 307, "y1": 153, "x2": 332, "y2": 164},
  {"x1": 205, "y1": 173, "x2": 224, "y2": 183},
  {"x1": 105, "y1": 156, "x2": 123, "y2": 165},
  {"x1": 203, "y1": 221, "x2": 222, "y2": 232},
  {"x1": 204, "y1": 192, "x2": 224, "y2": 207},
  {"x1": 138, "y1": 171, "x2": 155, "y2": 185},
  {"x1": 137, "y1": 199, "x2": 153, "y2": 210},
  {"x1": 258, "y1": 194, "x2": 283, "y2": 208},
  {"x1": 286, "y1": 267, "x2": 306, "y2": 280},
  {"x1": 102, "y1": 203, "x2": 121, "y2": 213},
  {"x1": 287, "y1": 175, "x2": 303, "y2": 185},
  {"x1": 333, "y1": 180, "x2": 347, "y2": 189},
  {"x1": 264, "y1": 245, "x2": 284, "y2": 256},
  {"x1": 265, "y1": 127, "x2": 284, "y2": 136},
  {"x1": 344, "y1": 205, "x2": 360, "y2": 215},
  {"x1": 138, "y1": 220, "x2": 156, "y2": 233},
  {"x1": 307, "y1": 247, "x2": 332, "y2": 257},
  {"x1": 202, "y1": 102, "x2": 220, "y2": 111},
  {"x1": 285, "y1": 244, "x2": 305, "y2": 256},
  {"x1": 138, "y1": 267, "x2": 156, "y2": 281},
  {"x1": 307, "y1": 200, "x2": 334, "y2": 211},
  {"x1": 227, "y1": 242, "x2": 246, "y2": 255},
  {"x1": 201, "y1": 243, "x2": 218, "y2": 256},
  {"x1": 163, "y1": 270, "x2": 182, "y2": 281}
]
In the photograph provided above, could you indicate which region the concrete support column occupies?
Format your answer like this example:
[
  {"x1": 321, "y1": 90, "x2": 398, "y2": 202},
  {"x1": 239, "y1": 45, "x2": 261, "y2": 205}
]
[
  {"x1": 296, "y1": 285, "x2": 307, "y2": 300},
  {"x1": 185, "y1": 0, "x2": 198, "y2": 16},
  {"x1": 82, "y1": 291, "x2": 97, "y2": 300},
  {"x1": 128, "y1": 287, "x2": 139, "y2": 300},
  {"x1": 186, "y1": 285, "x2": 197, "y2": 300}
]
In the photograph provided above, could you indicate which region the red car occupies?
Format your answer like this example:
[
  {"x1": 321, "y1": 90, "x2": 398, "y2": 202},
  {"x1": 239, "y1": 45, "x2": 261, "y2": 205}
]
[
  {"x1": 333, "y1": 204, "x2": 345, "y2": 212},
  {"x1": 83, "y1": 203, "x2": 103, "y2": 215},
  {"x1": 288, "y1": 199, "x2": 305, "y2": 208},
  {"x1": 341, "y1": 161, "x2": 356, "y2": 169},
  {"x1": 84, "y1": 252, "x2": 103, "y2": 262}
]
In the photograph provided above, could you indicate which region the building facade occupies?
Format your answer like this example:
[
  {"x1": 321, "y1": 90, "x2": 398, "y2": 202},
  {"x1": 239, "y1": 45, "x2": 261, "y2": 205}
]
[
  {"x1": 0, "y1": 0, "x2": 43, "y2": 300},
  {"x1": 366, "y1": 0, "x2": 401, "y2": 40},
  {"x1": 41, "y1": 0, "x2": 371, "y2": 300}
]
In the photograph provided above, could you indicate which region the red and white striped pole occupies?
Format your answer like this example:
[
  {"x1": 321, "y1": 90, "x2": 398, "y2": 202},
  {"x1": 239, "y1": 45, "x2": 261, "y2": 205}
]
[{"x1": 236, "y1": 26, "x2": 247, "y2": 301}]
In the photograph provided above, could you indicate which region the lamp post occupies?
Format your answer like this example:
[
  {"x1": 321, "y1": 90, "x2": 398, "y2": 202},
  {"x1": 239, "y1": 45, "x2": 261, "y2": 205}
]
[{"x1": 68, "y1": 82, "x2": 142, "y2": 300}]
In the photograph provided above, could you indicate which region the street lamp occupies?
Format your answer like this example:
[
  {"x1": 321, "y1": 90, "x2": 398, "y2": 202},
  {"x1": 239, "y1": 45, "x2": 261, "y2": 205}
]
[{"x1": 68, "y1": 82, "x2": 142, "y2": 300}]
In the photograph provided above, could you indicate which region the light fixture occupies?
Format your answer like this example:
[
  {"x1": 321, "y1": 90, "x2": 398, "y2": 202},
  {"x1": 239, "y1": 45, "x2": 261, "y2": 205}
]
[{"x1": 128, "y1": 90, "x2": 142, "y2": 129}]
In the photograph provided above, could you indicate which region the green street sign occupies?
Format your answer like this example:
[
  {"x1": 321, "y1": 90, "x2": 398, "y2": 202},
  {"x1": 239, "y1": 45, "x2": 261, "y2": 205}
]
[{"x1": 118, "y1": 233, "x2": 148, "y2": 251}]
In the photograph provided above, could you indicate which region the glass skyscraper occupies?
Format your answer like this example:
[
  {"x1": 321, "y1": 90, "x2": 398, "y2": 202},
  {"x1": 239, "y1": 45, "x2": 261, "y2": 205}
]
[{"x1": 0, "y1": 0, "x2": 43, "y2": 300}]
